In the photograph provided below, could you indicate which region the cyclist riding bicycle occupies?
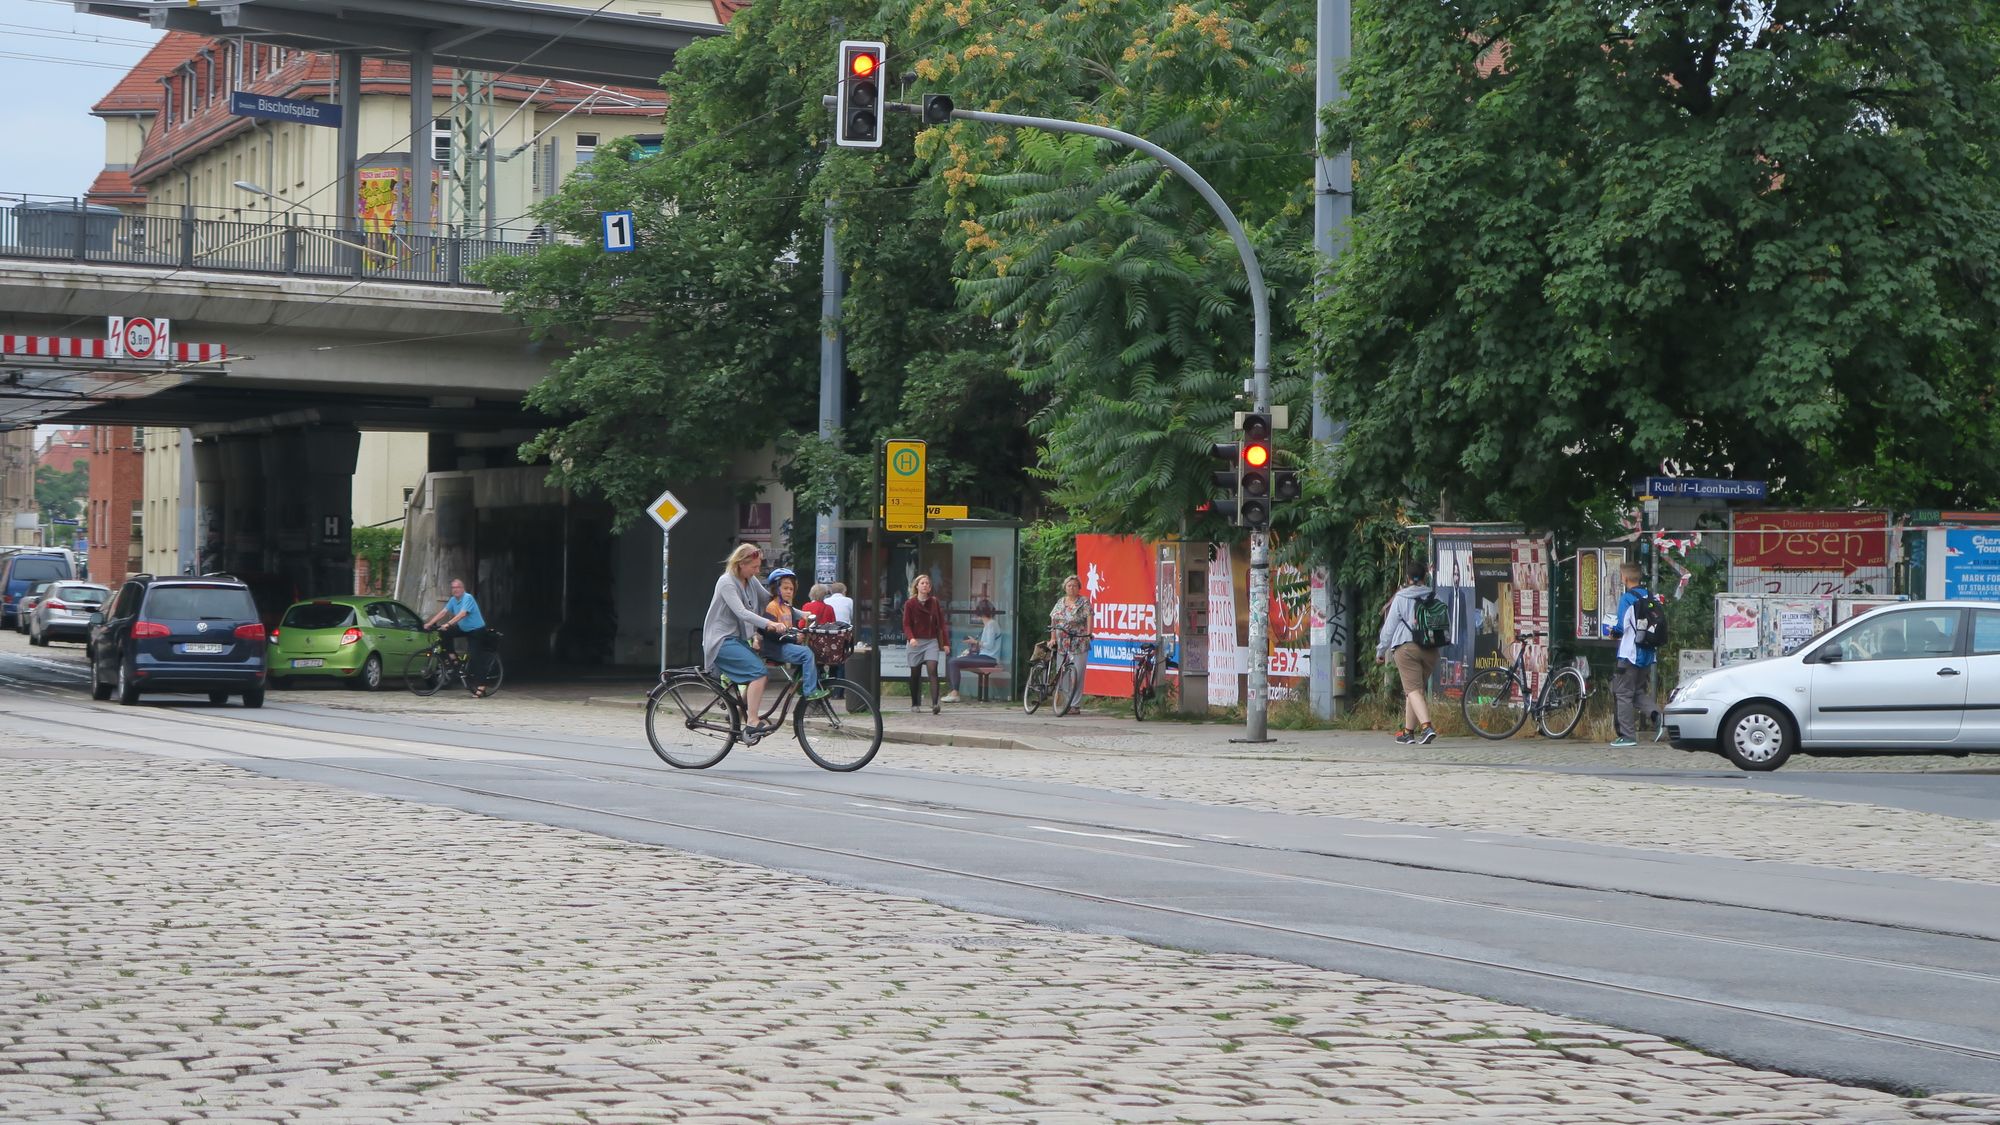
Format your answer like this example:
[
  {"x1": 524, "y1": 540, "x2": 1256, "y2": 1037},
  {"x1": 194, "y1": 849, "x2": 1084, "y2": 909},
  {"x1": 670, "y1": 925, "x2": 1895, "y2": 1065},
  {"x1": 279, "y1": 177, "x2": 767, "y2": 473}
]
[
  {"x1": 423, "y1": 576, "x2": 496, "y2": 697},
  {"x1": 702, "y1": 545, "x2": 827, "y2": 737}
]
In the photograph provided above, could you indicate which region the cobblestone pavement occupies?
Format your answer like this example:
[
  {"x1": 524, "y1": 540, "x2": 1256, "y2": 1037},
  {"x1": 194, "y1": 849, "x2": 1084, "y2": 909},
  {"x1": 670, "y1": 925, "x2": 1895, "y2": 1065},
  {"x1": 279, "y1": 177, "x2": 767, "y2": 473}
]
[
  {"x1": 285, "y1": 692, "x2": 2000, "y2": 887},
  {"x1": 5, "y1": 752, "x2": 1999, "y2": 1123}
]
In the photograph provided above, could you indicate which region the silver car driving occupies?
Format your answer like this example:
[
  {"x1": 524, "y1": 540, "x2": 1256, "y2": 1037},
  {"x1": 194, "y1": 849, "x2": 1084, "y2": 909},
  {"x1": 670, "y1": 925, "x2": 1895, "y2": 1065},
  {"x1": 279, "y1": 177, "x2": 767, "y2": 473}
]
[
  {"x1": 29, "y1": 581, "x2": 111, "y2": 647},
  {"x1": 1667, "y1": 600, "x2": 2000, "y2": 770}
]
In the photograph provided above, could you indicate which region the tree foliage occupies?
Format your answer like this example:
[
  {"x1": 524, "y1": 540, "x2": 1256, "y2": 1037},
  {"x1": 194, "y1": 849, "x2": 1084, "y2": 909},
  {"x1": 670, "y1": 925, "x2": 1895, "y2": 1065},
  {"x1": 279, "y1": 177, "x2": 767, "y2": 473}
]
[
  {"x1": 915, "y1": 0, "x2": 1319, "y2": 538},
  {"x1": 1312, "y1": 0, "x2": 2000, "y2": 530},
  {"x1": 35, "y1": 464, "x2": 86, "y2": 524},
  {"x1": 477, "y1": 0, "x2": 1031, "y2": 527}
]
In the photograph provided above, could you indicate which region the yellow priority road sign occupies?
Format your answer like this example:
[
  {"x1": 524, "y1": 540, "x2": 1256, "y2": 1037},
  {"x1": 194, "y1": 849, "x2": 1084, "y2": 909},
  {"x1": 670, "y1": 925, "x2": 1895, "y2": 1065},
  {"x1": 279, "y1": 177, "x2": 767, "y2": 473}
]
[
  {"x1": 647, "y1": 488, "x2": 687, "y2": 533},
  {"x1": 884, "y1": 439, "x2": 927, "y2": 532}
]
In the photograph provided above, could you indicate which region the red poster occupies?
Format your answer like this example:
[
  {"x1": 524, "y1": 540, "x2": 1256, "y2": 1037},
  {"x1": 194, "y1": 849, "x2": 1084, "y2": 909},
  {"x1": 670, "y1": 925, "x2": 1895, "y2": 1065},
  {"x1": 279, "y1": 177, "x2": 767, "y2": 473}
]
[
  {"x1": 1734, "y1": 511, "x2": 1888, "y2": 572},
  {"x1": 1074, "y1": 535, "x2": 1158, "y2": 696}
]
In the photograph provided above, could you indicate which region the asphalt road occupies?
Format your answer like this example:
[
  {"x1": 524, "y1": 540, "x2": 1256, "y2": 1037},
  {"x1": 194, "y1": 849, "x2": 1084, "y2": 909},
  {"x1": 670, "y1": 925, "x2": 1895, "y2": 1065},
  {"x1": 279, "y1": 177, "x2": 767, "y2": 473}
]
[{"x1": 5, "y1": 640, "x2": 1999, "y2": 1096}]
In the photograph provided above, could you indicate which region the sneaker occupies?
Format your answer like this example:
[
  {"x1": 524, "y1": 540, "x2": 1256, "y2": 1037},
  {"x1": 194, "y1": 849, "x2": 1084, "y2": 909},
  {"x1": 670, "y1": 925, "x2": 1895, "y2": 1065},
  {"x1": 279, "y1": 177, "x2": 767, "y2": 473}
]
[
  {"x1": 1416, "y1": 725, "x2": 1438, "y2": 746},
  {"x1": 941, "y1": 692, "x2": 961, "y2": 703},
  {"x1": 1609, "y1": 737, "x2": 1638, "y2": 748},
  {"x1": 804, "y1": 688, "x2": 830, "y2": 702},
  {"x1": 1393, "y1": 728, "x2": 1414, "y2": 745}
]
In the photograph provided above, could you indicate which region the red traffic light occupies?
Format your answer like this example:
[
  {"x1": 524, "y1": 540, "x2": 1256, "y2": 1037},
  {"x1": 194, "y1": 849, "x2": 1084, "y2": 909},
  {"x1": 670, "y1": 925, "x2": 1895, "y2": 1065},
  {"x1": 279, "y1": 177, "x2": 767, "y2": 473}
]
[
  {"x1": 1242, "y1": 442, "x2": 1270, "y2": 469},
  {"x1": 849, "y1": 51, "x2": 878, "y2": 78}
]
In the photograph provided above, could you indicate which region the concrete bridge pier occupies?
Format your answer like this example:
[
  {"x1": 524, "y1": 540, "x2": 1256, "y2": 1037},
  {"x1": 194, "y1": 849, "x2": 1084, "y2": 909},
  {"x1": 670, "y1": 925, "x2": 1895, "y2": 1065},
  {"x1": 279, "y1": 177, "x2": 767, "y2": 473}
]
[{"x1": 219, "y1": 437, "x2": 266, "y2": 578}]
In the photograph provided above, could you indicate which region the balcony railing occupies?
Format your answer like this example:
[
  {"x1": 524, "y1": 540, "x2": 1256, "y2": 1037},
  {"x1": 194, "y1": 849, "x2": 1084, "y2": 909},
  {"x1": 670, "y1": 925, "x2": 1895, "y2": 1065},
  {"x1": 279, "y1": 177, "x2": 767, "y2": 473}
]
[{"x1": 0, "y1": 194, "x2": 551, "y2": 287}]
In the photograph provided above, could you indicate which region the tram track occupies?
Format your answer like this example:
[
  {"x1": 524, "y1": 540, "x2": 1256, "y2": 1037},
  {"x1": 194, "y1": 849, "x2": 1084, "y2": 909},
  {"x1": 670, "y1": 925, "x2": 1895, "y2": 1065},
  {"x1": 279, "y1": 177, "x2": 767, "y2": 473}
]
[{"x1": 8, "y1": 697, "x2": 2000, "y2": 1080}]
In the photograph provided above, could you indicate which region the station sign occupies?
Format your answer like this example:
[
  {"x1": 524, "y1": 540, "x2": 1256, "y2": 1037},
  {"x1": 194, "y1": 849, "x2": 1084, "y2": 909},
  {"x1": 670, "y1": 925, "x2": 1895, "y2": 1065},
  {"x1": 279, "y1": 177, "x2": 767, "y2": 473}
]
[
  {"x1": 229, "y1": 91, "x2": 343, "y2": 128},
  {"x1": 883, "y1": 439, "x2": 927, "y2": 532}
]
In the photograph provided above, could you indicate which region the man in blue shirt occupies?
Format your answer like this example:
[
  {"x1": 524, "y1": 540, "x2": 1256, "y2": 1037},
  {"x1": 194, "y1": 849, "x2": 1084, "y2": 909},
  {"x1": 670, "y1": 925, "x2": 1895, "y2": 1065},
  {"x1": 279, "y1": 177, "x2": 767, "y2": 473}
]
[
  {"x1": 1609, "y1": 564, "x2": 1658, "y2": 747},
  {"x1": 424, "y1": 577, "x2": 495, "y2": 696}
]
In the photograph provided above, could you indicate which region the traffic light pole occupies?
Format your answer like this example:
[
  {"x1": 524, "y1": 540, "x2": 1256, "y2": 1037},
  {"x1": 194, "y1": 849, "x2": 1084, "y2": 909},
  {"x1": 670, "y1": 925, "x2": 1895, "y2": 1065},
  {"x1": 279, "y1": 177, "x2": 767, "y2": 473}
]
[{"x1": 920, "y1": 103, "x2": 1276, "y2": 741}]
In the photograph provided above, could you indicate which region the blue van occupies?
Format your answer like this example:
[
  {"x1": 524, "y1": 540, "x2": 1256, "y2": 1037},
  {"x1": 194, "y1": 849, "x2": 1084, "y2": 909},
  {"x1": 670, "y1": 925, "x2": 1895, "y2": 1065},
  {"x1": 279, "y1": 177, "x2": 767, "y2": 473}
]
[{"x1": 0, "y1": 553, "x2": 74, "y2": 629}]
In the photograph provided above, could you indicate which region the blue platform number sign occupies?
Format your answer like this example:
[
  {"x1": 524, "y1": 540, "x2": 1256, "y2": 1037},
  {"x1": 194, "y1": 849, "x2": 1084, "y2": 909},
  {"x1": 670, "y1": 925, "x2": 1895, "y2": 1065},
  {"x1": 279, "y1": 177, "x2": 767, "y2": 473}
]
[{"x1": 601, "y1": 210, "x2": 636, "y2": 253}]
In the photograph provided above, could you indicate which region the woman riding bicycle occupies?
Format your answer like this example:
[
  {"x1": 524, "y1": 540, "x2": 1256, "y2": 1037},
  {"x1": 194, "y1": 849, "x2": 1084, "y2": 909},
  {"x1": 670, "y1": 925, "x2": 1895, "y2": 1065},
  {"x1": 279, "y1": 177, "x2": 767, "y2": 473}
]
[{"x1": 702, "y1": 545, "x2": 826, "y2": 737}]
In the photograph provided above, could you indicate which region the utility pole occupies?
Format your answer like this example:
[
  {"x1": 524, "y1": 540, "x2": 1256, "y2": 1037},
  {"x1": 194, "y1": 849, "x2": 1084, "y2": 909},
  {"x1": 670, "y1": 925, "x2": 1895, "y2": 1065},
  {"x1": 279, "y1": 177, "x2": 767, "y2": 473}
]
[
  {"x1": 816, "y1": 198, "x2": 845, "y2": 587},
  {"x1": 1310, "y1": 0, "x2": 1353, "y2": 720},
  {"x1": 884, "y1": 96, "x2": 1276, "y2": 741}
]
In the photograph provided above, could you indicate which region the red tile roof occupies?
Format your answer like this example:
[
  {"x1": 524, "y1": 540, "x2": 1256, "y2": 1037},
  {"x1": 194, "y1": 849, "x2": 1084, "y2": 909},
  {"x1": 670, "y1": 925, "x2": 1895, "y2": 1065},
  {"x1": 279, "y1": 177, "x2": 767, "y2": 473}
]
[
  {"x1": 129, "y1": 44, "x2": 667, "y2": 188},
  {"x1": 712, "y1": 0, "x2": 753, "y2": 23},
  {"x1": 84, "y1": 170, "x2": 144, "y2": 207},
  {"x1": 91, "y1": 31, "x2": 207, "y2": 115}
]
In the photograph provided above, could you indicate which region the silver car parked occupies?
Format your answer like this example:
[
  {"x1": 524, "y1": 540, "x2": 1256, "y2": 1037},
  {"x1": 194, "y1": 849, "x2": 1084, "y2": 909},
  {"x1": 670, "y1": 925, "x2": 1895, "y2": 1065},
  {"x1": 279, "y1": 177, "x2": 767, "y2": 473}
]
[
  {"x1": 29, "y1": 581, "x2": 111, "y2": 647},
  {"x1": 1667, "y1": 600, "x2": 2000, "y2": 771}
]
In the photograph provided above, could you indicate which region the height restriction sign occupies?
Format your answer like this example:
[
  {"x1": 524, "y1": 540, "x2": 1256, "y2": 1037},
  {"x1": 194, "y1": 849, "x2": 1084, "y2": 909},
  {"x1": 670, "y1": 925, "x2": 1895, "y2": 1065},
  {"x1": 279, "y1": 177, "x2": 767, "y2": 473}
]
[
  {"x1": 107, "y1": 317, "x2": 170, "y2": 361},
  {"x1": 883, "y1": 439, "x2": 927, "y2": 533}
]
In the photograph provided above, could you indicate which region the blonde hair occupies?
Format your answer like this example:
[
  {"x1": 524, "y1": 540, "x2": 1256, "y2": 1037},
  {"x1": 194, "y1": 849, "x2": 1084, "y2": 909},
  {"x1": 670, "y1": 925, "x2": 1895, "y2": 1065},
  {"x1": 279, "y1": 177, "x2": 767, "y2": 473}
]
[
  {"x1": 910, "y1": 574, "x2": 935, "y2": 599},
  {"x1": 1620, "y1": 563, "x2": 1643, "y2": 583},
  {"x1": 830, "y1": 582, "x2": 847, "y2": 595},
  {"x1": 723, "y1": 542, "x2": 762, "y2": 574},
  {"x1": 809, "y1": 583, "x2": 830, "y2": 600}
]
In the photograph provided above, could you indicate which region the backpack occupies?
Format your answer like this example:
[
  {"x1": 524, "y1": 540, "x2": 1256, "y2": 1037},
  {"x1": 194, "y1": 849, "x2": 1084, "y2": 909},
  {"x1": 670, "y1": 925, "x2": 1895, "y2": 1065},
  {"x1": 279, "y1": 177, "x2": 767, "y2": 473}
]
[
  {"x1": 1409, "y1": 592, "x2": 1451, "y2": 650},
  {"x1": 1629, "y1": 593, "x2": 1666, "y2": 652}
]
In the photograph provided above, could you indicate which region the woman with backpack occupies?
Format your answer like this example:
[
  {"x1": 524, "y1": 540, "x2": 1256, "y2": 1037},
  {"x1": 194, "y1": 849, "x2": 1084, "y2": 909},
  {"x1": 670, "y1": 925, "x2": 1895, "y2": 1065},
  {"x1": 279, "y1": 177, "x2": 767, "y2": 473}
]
[{"x1": 1376, "y1": 558, "x2": 1445, "y2": 745}]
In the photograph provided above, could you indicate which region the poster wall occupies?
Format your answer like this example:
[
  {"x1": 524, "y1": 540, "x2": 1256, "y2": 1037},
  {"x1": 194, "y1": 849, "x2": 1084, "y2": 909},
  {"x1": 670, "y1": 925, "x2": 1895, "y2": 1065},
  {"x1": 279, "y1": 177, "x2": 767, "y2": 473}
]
[
  {"x1": 1075, "y1": 535, "x2": 1158, "y2": 696},
  {"x1": 1713, "y1": 594, "x2": 1837, "y2": 666},
  {"x1": 1206, "y1": 545, "x2": 1238, "y2": 706},
  {"x1": 1574, "y1": 549, "x2": 1599, "y2": 640},
  {"x1": 1431, "y1": 532, "x2": 1550, "y2": 697},
  {"x1": 1944, "y1": 529, "x2": 2000, "y2": 600}
]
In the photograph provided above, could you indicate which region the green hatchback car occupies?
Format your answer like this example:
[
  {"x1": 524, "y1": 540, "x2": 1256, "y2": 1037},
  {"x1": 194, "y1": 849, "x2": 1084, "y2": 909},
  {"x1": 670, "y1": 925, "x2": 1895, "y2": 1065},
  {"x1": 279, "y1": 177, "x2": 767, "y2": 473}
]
[{"x1": 268, "y1": 596, "x2": 432, "y2": 690}]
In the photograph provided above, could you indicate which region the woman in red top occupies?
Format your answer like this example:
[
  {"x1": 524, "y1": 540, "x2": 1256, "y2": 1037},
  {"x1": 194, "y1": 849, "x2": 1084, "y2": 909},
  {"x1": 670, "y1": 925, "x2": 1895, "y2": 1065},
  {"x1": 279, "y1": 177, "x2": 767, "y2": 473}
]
[{"x1": 901, "y1": 573, "x2": 949, "y2": 713}]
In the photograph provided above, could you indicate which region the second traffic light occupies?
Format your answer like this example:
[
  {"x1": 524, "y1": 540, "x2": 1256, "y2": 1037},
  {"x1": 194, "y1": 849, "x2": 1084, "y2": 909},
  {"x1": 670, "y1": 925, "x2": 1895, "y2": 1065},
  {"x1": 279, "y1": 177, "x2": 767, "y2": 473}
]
[
  {"x1": 836, "y1": 40, "x2": 886, "y2": 149},
  {"x1": 1238, "y1": 412, "x2": 1272, "y2": 528}
]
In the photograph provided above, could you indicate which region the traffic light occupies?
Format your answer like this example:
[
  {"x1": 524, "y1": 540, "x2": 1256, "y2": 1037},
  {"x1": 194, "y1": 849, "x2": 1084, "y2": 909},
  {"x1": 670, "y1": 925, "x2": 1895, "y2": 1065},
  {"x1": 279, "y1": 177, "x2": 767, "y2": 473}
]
[
  {"x1": 1238, "y1": 412, "x2": 1272, "y2": 529},
  {"x1": 835, "y1": 40, "x2": 886, "y2": 149},
  {"x1": 922, "y1": 93, "x2": 955, "y2": 125},
  {"x1": 1207, "y1": 442, "x2": 1241, "y2": 524},
  {"x1": 1273, "y1": 468, "x2": 1301, "y2": 505}
]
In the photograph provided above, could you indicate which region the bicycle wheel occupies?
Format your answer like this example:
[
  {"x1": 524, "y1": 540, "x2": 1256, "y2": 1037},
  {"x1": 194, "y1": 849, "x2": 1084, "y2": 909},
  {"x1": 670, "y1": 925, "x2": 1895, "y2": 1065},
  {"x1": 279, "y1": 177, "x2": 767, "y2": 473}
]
[
  {"x1": 1053, "y1": 659, "x2": 1081, "y2": 717},
  {"x1": 404, "y1": 650, "x2": 444, "y2": 697},
  {"x1": 1022, "y1": 663, "x2": 1049, "y2": 715},
  {"x1": 1535, "y1": 667, "x2": 1588, "y2": 739},
  {"x1": 466, "y1": 651, "x2": 505, "y2": 697},
  {"x1": 646, "y1": 675, "x2": 739, "y2": 769},
  {"x1": 1461, "y1": 666, "x2": 1529, "y2": 740},
  {"x1": 795, "y1": 678, "x2": 882, "y2": 772},
  {"x1": 1131, "y1": 665, "x2": 1151, "y2": 722}
]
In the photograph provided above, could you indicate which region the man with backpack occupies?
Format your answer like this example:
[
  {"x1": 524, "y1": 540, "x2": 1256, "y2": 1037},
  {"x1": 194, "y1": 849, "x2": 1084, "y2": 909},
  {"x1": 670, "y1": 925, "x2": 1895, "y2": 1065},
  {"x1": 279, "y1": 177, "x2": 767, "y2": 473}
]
[
  {"x1": 1377, "y1": 558, "x2": 1448, "y2": 745},
  {"x1": 1610, "y1": 563, "x2": 1663, "y2": 748}
]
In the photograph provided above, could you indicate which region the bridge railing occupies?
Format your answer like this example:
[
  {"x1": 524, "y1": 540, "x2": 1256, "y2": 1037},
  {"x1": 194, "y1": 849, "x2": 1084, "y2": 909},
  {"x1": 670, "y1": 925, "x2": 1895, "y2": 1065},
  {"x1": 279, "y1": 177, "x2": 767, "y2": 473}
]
[{"x1": 0, "y1": 194, "x2": 551, "y2": 287}]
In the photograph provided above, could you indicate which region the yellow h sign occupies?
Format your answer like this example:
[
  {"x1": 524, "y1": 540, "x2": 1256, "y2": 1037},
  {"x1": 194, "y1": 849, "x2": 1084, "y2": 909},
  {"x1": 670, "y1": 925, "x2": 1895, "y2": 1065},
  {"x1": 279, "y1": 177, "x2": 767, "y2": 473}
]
[{"x1": 884, "y1": 439, "x2": 927, "y2": 532}]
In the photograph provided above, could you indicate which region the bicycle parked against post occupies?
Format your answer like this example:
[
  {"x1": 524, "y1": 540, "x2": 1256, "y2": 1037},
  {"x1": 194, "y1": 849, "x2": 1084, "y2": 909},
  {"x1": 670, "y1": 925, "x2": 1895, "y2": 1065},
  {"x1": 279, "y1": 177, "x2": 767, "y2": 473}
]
[
  {"x1": 405, "y1": 630, "x2": 506, "y2": 698},
  {"x1": 645, "y1": 630, "x2": 883, "y2": 772},
  {"x1": 1459, "y1": 630, "x2": 1586, "y2": 739},
  {"x1": 1022, "y1": 626, "x2": 1086, "y2": 716},
  {"x1": 1130, "y1": 639, "x2": 1177, "y2": 721}
]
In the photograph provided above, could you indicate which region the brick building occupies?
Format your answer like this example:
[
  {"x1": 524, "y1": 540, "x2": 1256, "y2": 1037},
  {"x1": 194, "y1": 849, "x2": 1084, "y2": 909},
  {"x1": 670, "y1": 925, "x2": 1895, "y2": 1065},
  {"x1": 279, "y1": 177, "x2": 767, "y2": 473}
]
[{"x1": 85, "y1": 426, "x2": 145, "y2": 583}]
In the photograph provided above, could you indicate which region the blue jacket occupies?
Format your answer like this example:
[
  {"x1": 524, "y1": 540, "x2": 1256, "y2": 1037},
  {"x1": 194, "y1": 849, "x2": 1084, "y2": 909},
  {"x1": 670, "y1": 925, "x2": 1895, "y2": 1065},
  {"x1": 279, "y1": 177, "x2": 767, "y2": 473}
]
[{"x1": 1615, "y1": 586, "x2": 1657, "y2": 668}]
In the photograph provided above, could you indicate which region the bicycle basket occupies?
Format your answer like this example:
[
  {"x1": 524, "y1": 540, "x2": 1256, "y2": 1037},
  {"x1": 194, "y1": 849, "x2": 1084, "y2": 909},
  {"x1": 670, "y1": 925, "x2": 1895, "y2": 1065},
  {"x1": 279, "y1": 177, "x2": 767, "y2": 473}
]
[{"x1": 801, "y1": 622, "x2": 855, "y2": 666}]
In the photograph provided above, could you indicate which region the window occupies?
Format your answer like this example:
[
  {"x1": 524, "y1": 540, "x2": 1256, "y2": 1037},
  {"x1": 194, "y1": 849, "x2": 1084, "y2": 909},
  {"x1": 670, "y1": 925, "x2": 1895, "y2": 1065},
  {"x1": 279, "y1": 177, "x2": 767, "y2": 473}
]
[
  {"x1": 130, "y1": 500, "x2": 143, "y2": 545},
  {"x1": 283, "y1": 602, "x2": 356, "y2": 630},
  {"x1": 574, "y1": 133, "x2": 598, "y2": 167},
  {"x1": 143, "y1": 586, "x2": 256, "y2": 622},
  {"x1": 1974, "y1": 611, "x2": 2000, "y2": 656},
  {"x1": 1828, "y1": 609, "x2": 1962, "y2": 662},
  {"x1": 132, "y1": 426, "x2": 146, "y2": 446},
  {"x1": 432, "y1": 117, "x2": 453, "y2": 164}
]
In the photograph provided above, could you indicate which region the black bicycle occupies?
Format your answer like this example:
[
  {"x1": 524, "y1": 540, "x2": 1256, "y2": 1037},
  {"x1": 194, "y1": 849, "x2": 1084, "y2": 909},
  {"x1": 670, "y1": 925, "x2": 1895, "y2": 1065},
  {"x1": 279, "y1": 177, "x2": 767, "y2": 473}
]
[
  {"x1": 1130, "y1": 639, "x2": 1177, "y2": 721},
  {"x1": 1022, "y1": 626, "x2": 1086, "y2": 716},
  {"x1": 405, "y1": 630, "x2": 505, "y2": 698},
  {"x1": 1460, "y1": 630, "x2": 1586, "y2": 739},
  {"x1": 645, "y1": 646, "x2": 882, "y2": 772}
]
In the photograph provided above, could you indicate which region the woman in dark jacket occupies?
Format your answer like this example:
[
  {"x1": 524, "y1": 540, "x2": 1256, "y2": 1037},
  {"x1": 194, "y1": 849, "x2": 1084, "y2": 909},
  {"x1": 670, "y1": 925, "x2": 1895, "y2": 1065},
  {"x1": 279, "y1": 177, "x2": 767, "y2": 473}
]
[{"x1": 901, "y1": 573, "x2": 949, "y2": 713}]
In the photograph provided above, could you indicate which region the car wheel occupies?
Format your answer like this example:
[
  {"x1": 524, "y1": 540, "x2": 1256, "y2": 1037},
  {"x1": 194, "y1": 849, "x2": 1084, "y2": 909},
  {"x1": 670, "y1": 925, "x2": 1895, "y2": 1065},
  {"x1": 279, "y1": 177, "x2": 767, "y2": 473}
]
[
  {"x1": 353, "y1": 653, "x2": 384, "y2": 692},
  {"x1": 28, "y1": 625, "x2": 42, "y2": 647},
  {"x1": 1722, "y1": 703, "x2": 1794, "y2": 771},
  {"x1": 242, "y1": 688, "x2": 265, "y2": 709},
  {"x1": 90, "y1": 658, "x2": 112, "y2": 701},
  {"x1": 116, "y1": 661, "x2": 140, "y2": 706},
  {"x1": 208, "y1": 691, "x2": 229, "y2": 705}
]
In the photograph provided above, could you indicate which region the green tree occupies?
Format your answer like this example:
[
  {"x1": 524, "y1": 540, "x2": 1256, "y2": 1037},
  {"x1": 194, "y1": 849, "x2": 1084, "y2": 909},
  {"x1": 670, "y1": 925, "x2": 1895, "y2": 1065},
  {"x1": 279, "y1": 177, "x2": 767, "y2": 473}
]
[
  {"x1": 1312, "y1": 0, "x2": 2000, "y2": 531},
  {"x1": 916, "y1": 0, "x2": 1319, "y2": 538},
  {"x1": 475, "y1": 0, "x2": 1031, "y2": 528},
  {"x1": 35, "y1": 463, "x2": 86, "y2": 524}
]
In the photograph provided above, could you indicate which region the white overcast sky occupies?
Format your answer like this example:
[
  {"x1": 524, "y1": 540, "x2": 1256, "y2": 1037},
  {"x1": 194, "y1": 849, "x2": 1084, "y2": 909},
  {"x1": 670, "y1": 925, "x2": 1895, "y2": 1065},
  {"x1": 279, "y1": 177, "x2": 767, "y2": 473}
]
[{"x1": 2, "y1": 0, "x2": 165, "y2": 199}]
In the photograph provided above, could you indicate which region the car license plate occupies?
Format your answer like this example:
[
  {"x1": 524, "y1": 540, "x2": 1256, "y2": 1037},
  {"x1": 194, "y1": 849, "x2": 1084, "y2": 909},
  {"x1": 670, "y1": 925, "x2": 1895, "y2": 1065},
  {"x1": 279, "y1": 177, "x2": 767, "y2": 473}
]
[
  {"x1": 291, "y1": 658, "x2": 325, "y2": 668},
  {"x1": 181, "y1": 643, "x2": 226, "y2": 655}
]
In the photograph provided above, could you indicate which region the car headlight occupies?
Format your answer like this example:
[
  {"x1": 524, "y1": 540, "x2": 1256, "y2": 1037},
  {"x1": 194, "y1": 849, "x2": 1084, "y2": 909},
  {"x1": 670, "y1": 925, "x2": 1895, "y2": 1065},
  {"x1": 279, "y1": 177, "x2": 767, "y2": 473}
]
[{"x1": 1670, "y1": 674, "x2": 1717, "y2": 704}]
